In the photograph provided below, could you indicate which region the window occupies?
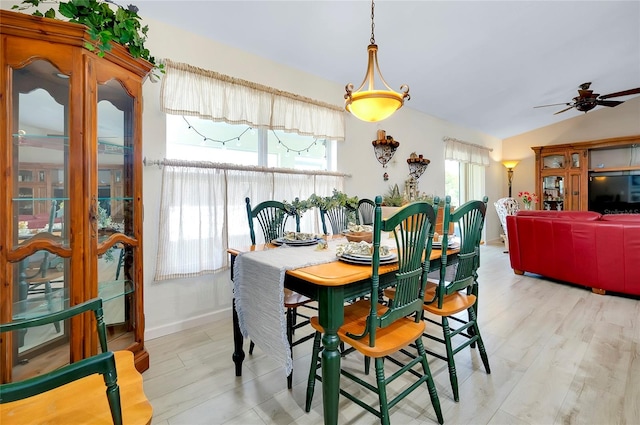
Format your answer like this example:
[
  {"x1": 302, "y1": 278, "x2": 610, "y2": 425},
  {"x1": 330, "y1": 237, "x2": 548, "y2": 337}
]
[
  {"x1": 443, "y1": 137, "x2": 490, "y2": 206},
  {"x1": 156, "y1": 115, "x2": 343, "y2": 281},
  {"x1": 445, "y1": 160, "x2": 486, "y2": 206},
  {"x1": 166, "y1": 115, "x2": 333, "y2": 171}
]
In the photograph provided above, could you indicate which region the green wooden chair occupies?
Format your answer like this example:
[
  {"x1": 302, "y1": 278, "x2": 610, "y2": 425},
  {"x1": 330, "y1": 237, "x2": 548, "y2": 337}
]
[
  {"x1": 319, "y1": 204, "x2": 357, "y2": 235},
  {"x1": 422, "y1": 195, "x2": 491, "y2": 402},
  {"x1": 357, "y1": 198, "x2": 376, "y2": 225},
  {"x1": 305, "y1": 196, "x2": 444, "y2": 425},
  {"x1": 245, "y1": 197, "x2": 315, "y2": 389},
  {"x1": 1, "y1": 298, "x2": 122, "y2": 424}
]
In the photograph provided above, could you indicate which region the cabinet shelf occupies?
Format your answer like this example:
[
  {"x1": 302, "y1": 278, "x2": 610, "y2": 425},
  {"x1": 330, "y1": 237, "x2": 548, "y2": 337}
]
[
  {"x1": 588, "y1": 165, "x2": 640, "y2": 173},
  {"x1": 98, "y1": 140, "x2": 132, "y2": 155},
  {"x1": 13, "y1": 197, "x2": 70, "y2": 202},
  {"x1": 12, "y1": 280, "x2": 134, "y2": 321},
  {"x1": 13, "y1": 134, "x2": 69, "y2": 150}
]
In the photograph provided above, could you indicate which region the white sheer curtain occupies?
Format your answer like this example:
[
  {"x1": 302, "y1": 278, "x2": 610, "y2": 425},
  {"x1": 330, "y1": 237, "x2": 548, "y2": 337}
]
[
  {"x1": 160, "y1": 59, "x2": 346, "y2": 141},
  {"x1": 155, "y1": 162, "x2": 346, "y2": 281},
  {"x1": 443, "y1": 136, "x2": 492, "y2": 166},
  {"x1": 155, "y1": 165, "x2": 226, "y2": 280}
]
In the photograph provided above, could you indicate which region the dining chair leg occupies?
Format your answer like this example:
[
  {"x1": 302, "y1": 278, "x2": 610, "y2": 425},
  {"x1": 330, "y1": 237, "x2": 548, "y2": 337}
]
[
  {"x1": 249, "y1": 341, "x2": 255, "y2": 355},
  {"x1": 416, "y1": 337, "x2": 444, "y2": 425},
  {"x1": 469, "y1": 307, "x2": 491, "y2": 374},
  {"x1": 442, "y1": 316, "x2": 459, "y2": 402},
  {"x1": 305, "y1": 331, "x2": 322, "y2": 412},
  {"x1": 375, "y1": 357, "x2": 391, "y2": 425}
]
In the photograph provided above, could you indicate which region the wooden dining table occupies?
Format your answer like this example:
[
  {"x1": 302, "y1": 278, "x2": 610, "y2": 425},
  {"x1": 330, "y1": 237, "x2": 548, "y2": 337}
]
[{"x1": 228, "y1": 240, "x2": 459, "y2": 425}]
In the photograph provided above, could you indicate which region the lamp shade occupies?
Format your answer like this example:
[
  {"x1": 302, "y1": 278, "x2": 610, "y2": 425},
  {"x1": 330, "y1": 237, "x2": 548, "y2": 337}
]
[
  {"x1": 502, "y1": 160, "x2": 519, "y2": 169},
  {"x1": 345, "y1": 90, "x2": 404, "y2": 122}
]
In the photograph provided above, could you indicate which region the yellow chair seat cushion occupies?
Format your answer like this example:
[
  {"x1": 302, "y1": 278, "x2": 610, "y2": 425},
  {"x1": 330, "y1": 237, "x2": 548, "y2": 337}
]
[{"x1": 0, "y1": 350, "x2": 153, "y2": 425}]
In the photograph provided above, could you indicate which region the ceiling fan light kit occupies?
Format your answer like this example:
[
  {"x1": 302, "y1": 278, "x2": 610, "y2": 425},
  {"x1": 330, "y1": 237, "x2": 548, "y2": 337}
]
[
  {"x1": 534, "y1": 82, "x2": 640, "y2": 115},
  {"x1": 345, "y1": 0, "x2": 409, "y2": 122}
]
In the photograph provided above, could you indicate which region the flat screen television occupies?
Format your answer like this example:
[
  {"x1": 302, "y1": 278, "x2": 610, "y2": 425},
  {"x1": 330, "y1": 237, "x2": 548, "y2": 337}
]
[{"x1": 588, "y1": 173, "x2": 640, "y2": 215}]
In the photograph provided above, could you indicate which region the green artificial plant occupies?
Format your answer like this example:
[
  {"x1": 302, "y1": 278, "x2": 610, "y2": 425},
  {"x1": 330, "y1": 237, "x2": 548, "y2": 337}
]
[{"x1": 13, "y1": 0, "x2": 163, "y2": 74}]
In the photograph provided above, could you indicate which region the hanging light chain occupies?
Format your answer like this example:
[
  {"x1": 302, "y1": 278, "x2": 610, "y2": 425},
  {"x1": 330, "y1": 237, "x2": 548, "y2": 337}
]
[
  {"x1": 181, "y1": 116, "x2": 323, "y2": 155},
  {"x1": 270, "y1": 130, "x2": 323, "y2": 155},
  {"x1": 182, "y1": 117, "x2": 252, "y2": 145},
  {"x1": 370, "y1": 0, "x2": 376, "y2": 45}
]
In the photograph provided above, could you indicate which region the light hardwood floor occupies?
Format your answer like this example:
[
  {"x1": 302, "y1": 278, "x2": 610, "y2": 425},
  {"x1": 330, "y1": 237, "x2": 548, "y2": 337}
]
[{"x1": 144, "y1": 242, "x2": 640, "y2": 425}]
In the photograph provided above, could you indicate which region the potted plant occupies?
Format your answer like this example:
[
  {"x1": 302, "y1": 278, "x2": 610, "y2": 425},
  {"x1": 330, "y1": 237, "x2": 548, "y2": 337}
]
[{"x1": 13, "y1": 0, "x2": 163, "y2": 74}]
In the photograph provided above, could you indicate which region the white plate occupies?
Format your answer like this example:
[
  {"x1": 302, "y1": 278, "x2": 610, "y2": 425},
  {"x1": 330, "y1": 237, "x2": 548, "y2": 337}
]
[
  {"x1": 272, "y1": 238, "x2": 320, "y2": 246},
  {"x1": 338, "y1": 254, "x2": 398, "y2": 265},
  {"x1": 432, "y1": 237, "x2": 459, "y2": 247},
  {"x1": 342, "y1": 252, "x2": 396, "y2": 261}
]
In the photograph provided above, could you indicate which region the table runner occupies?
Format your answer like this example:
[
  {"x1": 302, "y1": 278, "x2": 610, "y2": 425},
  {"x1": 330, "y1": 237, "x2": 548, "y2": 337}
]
[{"x1": 232, "y1": 242, "x2": 341, "y2": 375}]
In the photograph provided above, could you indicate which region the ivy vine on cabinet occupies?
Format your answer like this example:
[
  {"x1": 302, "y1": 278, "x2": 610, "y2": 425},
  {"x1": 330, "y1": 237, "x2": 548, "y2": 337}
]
[{"x1": 0, "y1": 10, "x2": 152, "y2": 383}]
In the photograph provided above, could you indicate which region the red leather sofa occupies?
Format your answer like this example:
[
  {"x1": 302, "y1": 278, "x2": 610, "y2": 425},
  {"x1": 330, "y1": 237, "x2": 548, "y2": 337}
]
[{"x1": 506, "y1": 210, "x2": 640, "y2": 296}]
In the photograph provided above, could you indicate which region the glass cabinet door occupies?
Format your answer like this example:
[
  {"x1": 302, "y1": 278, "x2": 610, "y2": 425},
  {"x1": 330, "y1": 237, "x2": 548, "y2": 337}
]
[
  {"x1": 96, "y1": 79, "x2": 136, "y2": 351},
  {"x1": 542, "y1": 175, "x2": 564, "y2": 210},
  {"x1": 542, "y1": 154, "x2": 565, "y2": 169},
  {"x1": 10, "y1": 59, "x2": 72, "y2": 380}
]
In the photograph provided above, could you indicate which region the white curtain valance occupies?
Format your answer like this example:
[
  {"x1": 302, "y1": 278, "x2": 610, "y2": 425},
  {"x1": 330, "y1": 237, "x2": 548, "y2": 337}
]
[
  {"x1": 443, "y1": 137, "x2": 492, "y2": 167},
  {"x1": 160, "y1": 59, "x2": 346, "y2": 141}
]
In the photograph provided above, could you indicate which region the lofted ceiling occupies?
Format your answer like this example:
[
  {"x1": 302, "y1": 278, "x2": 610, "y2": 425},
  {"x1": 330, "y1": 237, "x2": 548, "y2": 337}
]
[{"x1": 142, "y1": 1, "x2": 639, "y2": 139}]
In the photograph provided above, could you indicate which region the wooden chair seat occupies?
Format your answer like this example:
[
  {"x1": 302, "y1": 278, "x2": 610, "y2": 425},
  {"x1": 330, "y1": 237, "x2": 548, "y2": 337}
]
[
  {"x1": 384, "y1": 281, "x2": 436, "y2": 304},
  {"x1": 0, "y1": 350, "x2": 152, "y2": 424},
  {"x1": 309, "y1": 299, "x2": 371, "y2": 333},
  {"x1": 339, "y1": 312, "x2": 426, "y2": 358},
  {"x1": 423, "y1": 292, "x2": 477, "y2": 316}
]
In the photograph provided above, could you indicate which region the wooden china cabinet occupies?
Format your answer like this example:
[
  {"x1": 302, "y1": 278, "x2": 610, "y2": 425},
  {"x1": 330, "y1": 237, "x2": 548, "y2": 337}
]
[
  {"x1": 531, "y1": 145, "x2": 588, "y2": 211},
  {"x1": 0, "y1": 10, "x2": 152, "y2": 383},
  {"x1": 532, "y1": 135, "x2": 640, "y2": 212}
]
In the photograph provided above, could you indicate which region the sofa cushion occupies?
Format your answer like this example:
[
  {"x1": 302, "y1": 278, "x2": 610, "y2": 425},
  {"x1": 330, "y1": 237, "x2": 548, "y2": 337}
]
[
  {"x1": 599, "y1": 214, "x2": 640, "y2": 223},
  {"x1": 516, "y1": 210, "x2": 602, "y2": 221}
]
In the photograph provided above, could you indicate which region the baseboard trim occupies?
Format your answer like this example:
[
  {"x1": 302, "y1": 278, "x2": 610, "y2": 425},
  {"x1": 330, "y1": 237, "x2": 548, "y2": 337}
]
[{"x1": 145, "y1": 307, "x2": 232, "y2": 341}]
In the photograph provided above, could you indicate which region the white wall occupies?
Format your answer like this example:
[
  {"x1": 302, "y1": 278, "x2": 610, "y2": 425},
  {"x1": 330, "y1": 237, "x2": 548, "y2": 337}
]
[{"x1": 140, "y1": 17, "x2": 503, "y2": 339}]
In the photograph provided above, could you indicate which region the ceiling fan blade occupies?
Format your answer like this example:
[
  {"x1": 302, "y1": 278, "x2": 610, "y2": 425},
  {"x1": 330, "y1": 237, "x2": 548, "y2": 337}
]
[
  {"x1": 599, "y1": 87, "x2": 640, "y2": 99},
  {"x1": 554, "y1": 105, "x2": 575, "y2": 115},
  {"x1": 597, "y1": 100, "x2": 623, "y2": 107},
  {"x1": 534, "y1": 102, "x2": 571, "y2": 109}
]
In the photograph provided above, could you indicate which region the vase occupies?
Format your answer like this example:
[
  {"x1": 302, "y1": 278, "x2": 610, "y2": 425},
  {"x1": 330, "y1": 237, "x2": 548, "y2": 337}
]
[{"x1": 524, "y1": 203, "x2": 532, "y2": 210}]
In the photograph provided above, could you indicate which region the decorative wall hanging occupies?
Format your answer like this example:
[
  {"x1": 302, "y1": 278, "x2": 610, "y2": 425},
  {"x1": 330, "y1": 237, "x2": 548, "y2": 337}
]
[
  {"x1": 407, "y1": 152, "x2": 430, "y2": 179},
  {"x1": 372, "y1": 129, "x2": 400, "y2": 169}
]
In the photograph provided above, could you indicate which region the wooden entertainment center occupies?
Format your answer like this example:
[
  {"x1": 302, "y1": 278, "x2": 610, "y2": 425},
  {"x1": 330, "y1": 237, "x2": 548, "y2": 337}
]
[{"x1": 532, "y1": 135, "x2": 640, "y2": 212}]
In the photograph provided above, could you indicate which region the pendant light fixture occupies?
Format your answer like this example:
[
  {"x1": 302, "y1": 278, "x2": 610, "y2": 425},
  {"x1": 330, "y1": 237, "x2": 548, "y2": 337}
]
[{"x1": 345, "y1": 0, "x2": 410, "y2": 122}]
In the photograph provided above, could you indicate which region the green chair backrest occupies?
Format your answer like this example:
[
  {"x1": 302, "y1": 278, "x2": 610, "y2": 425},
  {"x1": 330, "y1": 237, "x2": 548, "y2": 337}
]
[
  {"x1": 320, "y1": 204, "x2": 357, "y2": 235},
  {"x1": 347, "y1": 196, "x2": 439, "y2": 346},
  {"x1": 357, "y1": 198, "x2": 375, "y2": 225},
  {"x1": 435, "y1": 195, "x2": 488, "y2": 308},
  {"x1": 245, "y1": 197, "x2": 300, "y2": 245},
  {"x1": 0, "y1": 298, "x2": 123, "y2": 425}
]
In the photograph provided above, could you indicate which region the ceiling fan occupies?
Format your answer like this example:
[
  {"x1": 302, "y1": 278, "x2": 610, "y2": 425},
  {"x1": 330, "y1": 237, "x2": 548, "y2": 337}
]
[{"x1": 534, "y1": 82, "x2": 640, "y2": 115}]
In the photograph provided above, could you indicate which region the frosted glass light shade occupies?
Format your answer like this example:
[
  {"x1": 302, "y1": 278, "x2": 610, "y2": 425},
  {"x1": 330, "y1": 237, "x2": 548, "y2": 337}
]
[
  {"x1": 345, "y1": 90, "x2": 404, "y2": 122},
  {"x1": 502, "y1": 160, "x2": 520, "y2": 169}
]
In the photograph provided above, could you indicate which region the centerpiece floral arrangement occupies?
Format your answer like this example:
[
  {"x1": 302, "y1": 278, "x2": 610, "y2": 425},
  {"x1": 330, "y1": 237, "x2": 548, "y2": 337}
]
[{"x1": 518, "y1": 191, "x2": 538, "y2": 209}]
